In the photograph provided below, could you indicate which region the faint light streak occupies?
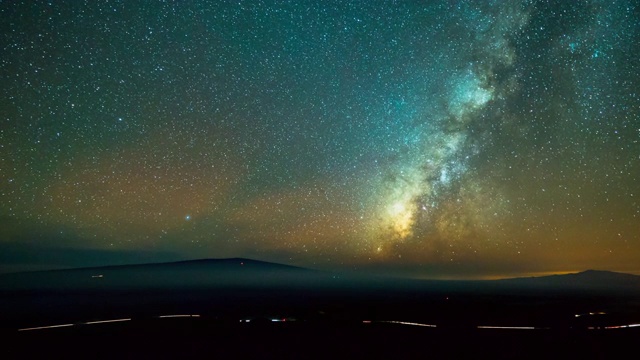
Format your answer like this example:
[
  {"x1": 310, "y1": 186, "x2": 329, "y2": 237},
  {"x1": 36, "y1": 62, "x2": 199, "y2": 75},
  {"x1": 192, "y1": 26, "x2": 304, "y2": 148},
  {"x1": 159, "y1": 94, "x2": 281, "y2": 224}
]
[
  {"x1": 575, "y1": 311, "x2": 607, "y2": 317},
  {"x1": 84, "y1": 318, "x2": 131, "y2": 325},
  {"x1": 380, "y1": 320, "x2": 437, "y2": 327},
  {"x1": 268, "y1": 318, "x2": 291, "y2": 322},
  {"x1": 18, "y1": 323, "x2": 74, "y2": 331},
  {"x1": 604, "y1": 324, "x2": 640, "y2": 329},
  {"x1": 477, "y1": 326, "x2": 536, "y2": 330},
  {"x1": 158, "y1": 314, "x2": 200, "y2": 318}
]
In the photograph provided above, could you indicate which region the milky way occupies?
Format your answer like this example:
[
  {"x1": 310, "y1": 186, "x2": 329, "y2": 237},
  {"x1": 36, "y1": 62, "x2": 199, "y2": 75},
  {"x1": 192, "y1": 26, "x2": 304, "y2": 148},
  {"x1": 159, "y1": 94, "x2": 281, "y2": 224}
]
[
  {"x1": 367, "y1": 2, "x2": 529, "y2": 251},
  {"x1": 1, "y1": 1, "x2": 639, "y2": 278}
]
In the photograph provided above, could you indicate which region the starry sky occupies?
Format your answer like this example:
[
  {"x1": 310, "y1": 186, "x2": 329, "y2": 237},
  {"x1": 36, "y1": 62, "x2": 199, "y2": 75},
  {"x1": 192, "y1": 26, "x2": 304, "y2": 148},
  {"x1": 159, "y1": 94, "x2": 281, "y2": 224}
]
[{"x1": 1, "y1": 0, "x2": 639, "y2": 279}]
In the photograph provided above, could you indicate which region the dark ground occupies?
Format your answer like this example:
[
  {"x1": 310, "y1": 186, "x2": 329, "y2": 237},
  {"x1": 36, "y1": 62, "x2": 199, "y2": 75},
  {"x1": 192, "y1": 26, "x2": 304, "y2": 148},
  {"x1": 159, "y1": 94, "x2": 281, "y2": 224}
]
[
  {"x1": 4, "y1": 318, "x2": 639, "y2": 360},
  {"x1": 1, "y1": 261, "x2": 639, "y2": 359}
]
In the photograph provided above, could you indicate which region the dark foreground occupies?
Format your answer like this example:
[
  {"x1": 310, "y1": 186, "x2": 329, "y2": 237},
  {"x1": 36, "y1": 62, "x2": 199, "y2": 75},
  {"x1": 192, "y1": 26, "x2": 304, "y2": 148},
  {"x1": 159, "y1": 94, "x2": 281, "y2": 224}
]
[
  {"x1": 2, "y1": 261, "x2": 639, "y2": 359},
  {"x1": 4, "y1": 317, "x2": 639, "y2": 360}
]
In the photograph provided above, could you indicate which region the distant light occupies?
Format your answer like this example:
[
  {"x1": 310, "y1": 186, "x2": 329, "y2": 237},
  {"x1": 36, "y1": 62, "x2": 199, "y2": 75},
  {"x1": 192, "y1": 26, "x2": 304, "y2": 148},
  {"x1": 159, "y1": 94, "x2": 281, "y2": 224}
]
[{"x1": 185, "y1": 215, "x2": 191, "y2": 221}]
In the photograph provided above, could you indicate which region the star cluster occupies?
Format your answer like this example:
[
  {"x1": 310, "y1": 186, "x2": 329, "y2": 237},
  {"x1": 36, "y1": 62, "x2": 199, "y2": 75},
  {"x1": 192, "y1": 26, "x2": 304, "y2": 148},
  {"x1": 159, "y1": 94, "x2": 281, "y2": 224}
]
[{"x1": 1, "y1": 0, "x2": 639, "y2": 278}]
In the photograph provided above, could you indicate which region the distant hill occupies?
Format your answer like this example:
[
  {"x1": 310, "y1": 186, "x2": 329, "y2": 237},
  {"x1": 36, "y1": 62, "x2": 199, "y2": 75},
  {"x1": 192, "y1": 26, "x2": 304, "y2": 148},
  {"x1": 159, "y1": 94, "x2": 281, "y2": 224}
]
[
  {"x1": 496, "y1": 270, "x2": 640, "y2": 291},
  {"x1": 0, "y1": 258, "x2": 324, "y2": 291}
]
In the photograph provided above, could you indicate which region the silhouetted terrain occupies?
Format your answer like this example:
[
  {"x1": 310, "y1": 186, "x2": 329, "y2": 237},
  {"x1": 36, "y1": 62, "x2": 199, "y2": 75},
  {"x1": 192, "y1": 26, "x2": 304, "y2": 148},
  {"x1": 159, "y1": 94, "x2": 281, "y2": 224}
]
[
  {"x1": 496, "y1": 270, "x2": 640, "y2": 291},
  {"x1": 2, "y1": 259, "x2": 639, "y2": 359},
  {"x1": 4, "y1": 258, "x2": 639, "y2": 292},
  {"x1": 0, "y1": 258, "x2": 324, "y2": 291}
]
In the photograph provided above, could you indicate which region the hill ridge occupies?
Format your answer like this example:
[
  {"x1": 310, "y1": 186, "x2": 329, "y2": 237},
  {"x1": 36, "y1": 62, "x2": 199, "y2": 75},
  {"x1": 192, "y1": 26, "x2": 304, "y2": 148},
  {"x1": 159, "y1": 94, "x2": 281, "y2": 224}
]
[{"x1": 0, "y1": 257, "x2": 310, "y2": 276}]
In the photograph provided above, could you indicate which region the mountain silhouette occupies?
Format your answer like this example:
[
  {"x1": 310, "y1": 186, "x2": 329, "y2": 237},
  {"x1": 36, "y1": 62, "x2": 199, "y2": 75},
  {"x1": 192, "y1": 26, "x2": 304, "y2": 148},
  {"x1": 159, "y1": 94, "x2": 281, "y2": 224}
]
[
  {"x1": 0, "y1": 258, "x2": 323, "y2": 291},
  {"x1": 496, "y1": 269, "x2": 640, "y2": 291}
]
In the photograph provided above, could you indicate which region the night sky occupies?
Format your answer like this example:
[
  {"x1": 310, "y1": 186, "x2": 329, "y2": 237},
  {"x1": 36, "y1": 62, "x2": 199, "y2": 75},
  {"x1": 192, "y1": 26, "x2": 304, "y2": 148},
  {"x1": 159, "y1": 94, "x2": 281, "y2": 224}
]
[{"x1": 1, "y1": 0, "x2": 639, "y2": 279}]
